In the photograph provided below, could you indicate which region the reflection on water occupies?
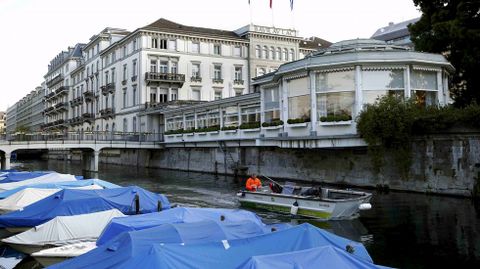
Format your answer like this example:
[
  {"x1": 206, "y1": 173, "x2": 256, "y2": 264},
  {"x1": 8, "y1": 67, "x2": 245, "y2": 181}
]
[{"x1": 12, "y1": 160, "x2": 480, "y2": 269}]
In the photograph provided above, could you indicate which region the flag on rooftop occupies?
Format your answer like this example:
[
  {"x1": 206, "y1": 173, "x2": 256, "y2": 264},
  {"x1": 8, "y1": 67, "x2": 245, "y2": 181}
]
[{"x1": 290, "y1": 0, "x2": 294, "y2": 10}]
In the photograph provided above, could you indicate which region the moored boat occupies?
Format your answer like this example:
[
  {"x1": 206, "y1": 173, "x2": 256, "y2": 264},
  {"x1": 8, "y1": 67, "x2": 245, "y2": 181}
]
[
  {"x1": 237, "y1": 183, "x2": 372, "y2": 220},
  {"x1": 2, "y1": 209, "x2": 125, "y2": 255}
]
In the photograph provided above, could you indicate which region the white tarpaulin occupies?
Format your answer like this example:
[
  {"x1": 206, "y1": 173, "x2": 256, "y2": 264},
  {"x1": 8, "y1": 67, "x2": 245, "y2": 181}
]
[
  {"x1": 0, "y1": 173, "x2": 77, "y2": 192},
  {"x1": 2, "y1": 209, "x2": 125, "y2": 247},
  {"x1": 0, "y1": 185, "x2": 104, "y2": 214}
]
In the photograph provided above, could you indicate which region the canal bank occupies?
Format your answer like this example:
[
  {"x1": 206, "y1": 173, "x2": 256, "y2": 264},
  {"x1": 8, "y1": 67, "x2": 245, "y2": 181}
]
[
  {"x1": 46, "y1": 133, "x2": 480, "y2": 198},
  {"x1": 12, "y1": 159, "x2": 480, "y2": 269}
]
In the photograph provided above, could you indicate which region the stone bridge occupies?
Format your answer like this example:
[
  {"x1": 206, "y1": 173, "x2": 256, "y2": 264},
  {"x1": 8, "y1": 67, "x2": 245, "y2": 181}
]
[{"x1": 0, "y1": 132, "x2": 163, "y2": 171}]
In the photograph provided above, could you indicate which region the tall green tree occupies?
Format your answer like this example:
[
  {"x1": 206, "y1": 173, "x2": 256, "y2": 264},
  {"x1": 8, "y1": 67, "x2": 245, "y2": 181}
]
[{"x1": 409, "y1": 0, "x2": 480, "y2": 106}]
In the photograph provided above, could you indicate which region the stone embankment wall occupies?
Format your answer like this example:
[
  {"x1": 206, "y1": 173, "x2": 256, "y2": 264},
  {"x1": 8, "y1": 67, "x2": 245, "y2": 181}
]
[{"x1": 51, "y1": 134, "x2": 480, "y2": 197}]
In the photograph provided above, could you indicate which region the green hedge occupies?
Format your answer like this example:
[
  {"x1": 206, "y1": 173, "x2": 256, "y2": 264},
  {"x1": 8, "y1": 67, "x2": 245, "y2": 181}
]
[
  {"x1": 320, "y1": 114, "x2": 352, "y2": 122},
  {"x1": 356, "y1": 95, "x2": 480, "y2": 178},
  {"x1": 262, "y1": 120, "x2": 284, "y2": 127},
  {"x1": 287, "y1": 118, "x2": 311, "y2": 124},
  {"x1": 239, "y1": 121, "x2": 261, "y2": 129},
  {"x1": 195, "y1": 125, "x2": 220, "y2": 133},
  {"x1": 221, "y1": 126, "x2": 238, "y2": 131}
]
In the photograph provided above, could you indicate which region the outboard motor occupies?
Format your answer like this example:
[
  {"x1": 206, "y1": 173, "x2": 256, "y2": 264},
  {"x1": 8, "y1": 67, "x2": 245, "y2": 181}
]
[{"x1": 290, "y1": 201, "x2": 299, "y2": 215}]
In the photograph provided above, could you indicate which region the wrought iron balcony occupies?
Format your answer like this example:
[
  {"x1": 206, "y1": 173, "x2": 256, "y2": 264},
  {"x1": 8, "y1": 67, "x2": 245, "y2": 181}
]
[
  {"x1": 69, "y1": 117, "x2": 83, "y2": 126},
  {"x1": 122, "y1": 79, "x2": 127, "y2": 85},
  {"x1": 145, "y1": 72, "x2": 185, "y2": 85},
  {"x1": 190, "y1": 76, "x2": 202, "y2": 83},
  {"x1": 56, "y1": 86, "x2": 69, "y2": 95},
  {"x1": 83, "y1": 91, "x2": 94, "y2": 102},
  {"x1": 82, "y1": 113, "x2": 95, "y2": 123},
  {"x1": 45, "y1": 92, "x2": 55, "y2": 100},
  {"x1": 54, "y1": 102, "x2": 68, "y2": 111},
  {"x1": 69, "y1": 96, "x2": 84, "y2": 106},
  {"x1": 212, "y1": 78, "x2": 224, "y2": 84},
  {"x1": 131, "y1": 75, "x2": 137, "y2": 82},
  {"x1": 99, "y1": 108, "x2": 115, "y2": 119},
  {"x1": 233, "y1": 79, "x2": 244, "y2": 85},
  {"x1": 46, "y1": 74, "x2": 64, "y2": 88},
  {"x1": 101, "y1": 83, "x2": 115, "y2": 95}
]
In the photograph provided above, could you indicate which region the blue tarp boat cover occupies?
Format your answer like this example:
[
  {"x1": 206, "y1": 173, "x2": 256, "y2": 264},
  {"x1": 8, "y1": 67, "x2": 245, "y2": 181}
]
[
  {"x1": 51, "y1": 223, "x2": 373, "y2": 269},
  {"x1": 0, "y1": 179, "x2": 121, "y2": 199},
  {"x1": 96, "y1": 207, "x2": 267, "y2": 245},
  {"x1": 0, "y1": 245, "x2": 26, "y2": 269},
  {"x1": 239, "y1": 246, "x2": 392, "y2": 269},
  {"x1": 0, "y1": 172, "x2": 51, "y2": 183},
  {"x1": 0, "y1": 186, "x2": 170, "y2": 228}
]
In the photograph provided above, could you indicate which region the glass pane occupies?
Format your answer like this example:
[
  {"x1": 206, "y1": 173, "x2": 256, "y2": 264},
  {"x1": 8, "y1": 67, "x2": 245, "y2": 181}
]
[
  {"x1": 411, "y1": 90, "x2": 438, "y2": 107},
  {"x1": 264, "y1": 110, "x2": 281, "y2": 122},
  {"x1": 363, "y1": 70, "x2": 404, "y2": 90},
  {"x1": 316, "y1": 71, "x2": 355, "y2": 92},
  {"x1": 316, "y1": 92, "x2": 354, "y2": 118},
  {"x1": 288, "y1": 95, "x2": 311, "y2": 120},
  {"x1": 410, "y1": 70, "x2": 437, "y2": 91},
  {"x1": 264, "y1": 88, "x2": 280, "y2": 110},
  {"x1": 363, "y1": 90, "x2": 404, "y2": 104}
]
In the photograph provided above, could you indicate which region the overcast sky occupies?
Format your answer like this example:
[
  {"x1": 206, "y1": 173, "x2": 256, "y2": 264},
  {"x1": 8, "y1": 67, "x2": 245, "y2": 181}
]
[{"x1": 0, "y1": 0, "x2": 420, "y2": 111}]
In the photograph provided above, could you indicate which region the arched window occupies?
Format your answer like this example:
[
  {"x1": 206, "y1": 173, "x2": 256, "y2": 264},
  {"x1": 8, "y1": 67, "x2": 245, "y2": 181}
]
[
  {"x1": 276, "y1": 47, "x2": 281, "y2": 60},
  {"x1": 255, "y1": 45, "x2": 261, "y2": 58},
  {"x1": 263, "y1": 46, "x2": 268, "y2": 59},
  {"x1": 289, "y1": 49, "x2": 295, "y2": 61},
  {"x1": 270, "y1": 47, "x2": 275, "y2": 60},
  {"x1": 283, "y1": 48, "x2": 288, "y2": 61}
]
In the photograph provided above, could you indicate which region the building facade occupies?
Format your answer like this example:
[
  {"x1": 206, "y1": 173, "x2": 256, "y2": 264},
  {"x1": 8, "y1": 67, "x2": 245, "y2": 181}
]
[
  {"x1": 43, "y1": 44, "x2": 85, "y2": 131},
  {"x1": 371, "y1": 18, "x2": 420, "y2": 47},
  {"x1": 5, "y1": 104, "x2": 17, "y2": 135},
  {"x1": 0, "y1": 112, "x2": 5, "y2": 134},
  {"x1": 41, "y1": 18, "x2": 330, "y2": 136},
  {"x1": 161, "y1": 39, "x2": 454, "y2": 147},
  {"x1": 15, "y1": 87, "x2": 45, "y2": 132}
]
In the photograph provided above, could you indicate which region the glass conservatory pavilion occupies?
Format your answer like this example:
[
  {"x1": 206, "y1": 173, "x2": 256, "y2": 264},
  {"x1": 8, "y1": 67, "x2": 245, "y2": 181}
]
[{"x1": 162, "y1": 39, "x2": 453, "y2": 147}]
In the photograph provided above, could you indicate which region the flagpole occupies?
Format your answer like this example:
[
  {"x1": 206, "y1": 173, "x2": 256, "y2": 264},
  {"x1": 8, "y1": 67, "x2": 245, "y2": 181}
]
[
  {"x1": 249, "y1": 0, "x2": 253, "y2": 25},
  {"x1": 271, "y1": 1, "x2": 274, "y2": 27}
]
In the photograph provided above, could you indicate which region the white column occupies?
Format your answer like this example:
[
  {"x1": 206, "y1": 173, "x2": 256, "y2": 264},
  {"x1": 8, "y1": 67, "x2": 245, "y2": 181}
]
[
  {"x1": 436, "y1": 71, "x2": 444, "y2": 105},
  {"x1": 260, "y1": 87, "x2": 265, "y2": 125},
  {"x1": 194, "y1": 111, "x2": 198, "y2": 129},
  {"x1": 92, "y1": 150, "x2": 100, "y2": 172},
  {"x1": 219, "y1": 106, "x2": 224, "y2": 128},
  {"x1": 282, "y1": 78, "x2": 289, "y2": 124},
  {"x1": 405, "y1": 66, "x2": 411, "y2": 98},
  {"x1": 237, "y1": 104, "x2": 242, "y2": 126},
  {"x1": 309, "y1": 71, "x2": 317, "y2": 133},
  {"x1": 354, "y1": 66, "x2": 363, "y2": 117}
]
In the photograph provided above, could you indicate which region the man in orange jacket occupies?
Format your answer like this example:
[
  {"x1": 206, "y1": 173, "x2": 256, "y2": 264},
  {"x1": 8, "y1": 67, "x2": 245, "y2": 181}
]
[{"x1": 246, "y1": 173, "x2": 262, "y2": 191}]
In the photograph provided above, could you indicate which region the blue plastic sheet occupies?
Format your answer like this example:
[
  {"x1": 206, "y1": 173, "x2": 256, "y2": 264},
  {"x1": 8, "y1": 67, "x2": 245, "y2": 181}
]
[
  {"x1": 0, "y1": 186, "x2": 170, "y2": 228},
  {"x1": 240, "y1": 246, "x2": 392, "y2": 269},
  {"x1": 0, "y1": 179, "x2": 121, "y2": 199},
  {"x1": 0, "y1": 172, "x2": 50, "y2": 183},
  {"x1": 97, "y1": 207, "x2": 266, "y2": 245},
  {"x1": 51, "y1": 223, "x2": 374, "y2": 269}
]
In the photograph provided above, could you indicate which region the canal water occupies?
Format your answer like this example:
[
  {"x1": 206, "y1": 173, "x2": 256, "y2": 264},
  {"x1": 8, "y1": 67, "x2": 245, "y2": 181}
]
[{"x1": 9, "y1": 160, "x2": 480, "y2": 269}]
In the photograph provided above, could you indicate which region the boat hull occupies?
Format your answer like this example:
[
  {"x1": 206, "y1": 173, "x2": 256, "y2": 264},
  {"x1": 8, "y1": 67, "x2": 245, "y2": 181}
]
[
  {"x1": 34, "y1": 256, "x2": 70, "y2": 267},
  {"x1": 238, "y1": 189, "x2": 371, "y2": 220}
]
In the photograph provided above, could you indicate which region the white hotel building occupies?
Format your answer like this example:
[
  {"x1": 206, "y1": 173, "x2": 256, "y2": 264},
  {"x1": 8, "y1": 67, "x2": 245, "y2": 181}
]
[{"x1": 40, "y1": 18, "x2": 328, "y2": 137}]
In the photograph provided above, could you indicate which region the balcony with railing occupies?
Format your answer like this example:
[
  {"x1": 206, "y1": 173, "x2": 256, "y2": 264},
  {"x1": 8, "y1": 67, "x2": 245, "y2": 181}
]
[
  {"x1": 101, "y1": 83, "x2": 115, "y2": 95},
  {"x1": 145, "y1": 72, "x2": 185, "y2": 85},
  {"x1": 99, "y1": 108, "x2": 115, "y2": 119},
  {"x1": 56, "y1": 86, "x2": 69, "y2": 96},
  {"x1": 70, "y1": 96, "x2": 84, "y2": 106},
  {"x1": 233, "y1": 79, "x2": 244, "y2": 86},
  {"x1": 212, "y1": 78, "x2": 224, "y2": 84},
  {"x1": 82, "y1": 113, "x2": 95, "y2": 123},
  {"x1": 83, "y1": 91, "x2": 94, "y2": 102},
  {"x1": 45, "y1": 92, "x2": 55, "y2": 100},
  {"x1": 46, "y1": 74, "x2": 64, "y2": 88},
  {"x1": 54, "y1": 102, "x2": 68, "y2": 111},
  {"x1": 190, "y1": 76, "x2": 202, "y2": 83},
  {"x1": 69, "y1": 117, "x2": 83, "y2": 126}
]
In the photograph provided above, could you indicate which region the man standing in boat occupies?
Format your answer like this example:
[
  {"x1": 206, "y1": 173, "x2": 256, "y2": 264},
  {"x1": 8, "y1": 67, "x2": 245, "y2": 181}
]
[{"x1": 245, "y1": 174, "x2": 262, "y2": 191}]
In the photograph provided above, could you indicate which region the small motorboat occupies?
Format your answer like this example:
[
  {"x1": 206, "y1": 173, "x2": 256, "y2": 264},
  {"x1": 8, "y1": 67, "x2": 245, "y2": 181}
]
[
  {"x1": 2, "y1": 209, "x2": 125, "y2": 255},
  {"x1": 31, "y1": 242, "x2": 97, "y2": 267},
  {"x1": 237, "y1": 180, "x2": 372, "y2": 220}
]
